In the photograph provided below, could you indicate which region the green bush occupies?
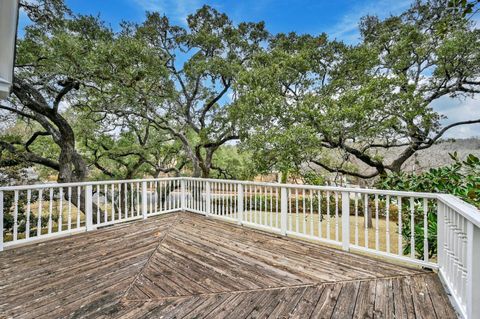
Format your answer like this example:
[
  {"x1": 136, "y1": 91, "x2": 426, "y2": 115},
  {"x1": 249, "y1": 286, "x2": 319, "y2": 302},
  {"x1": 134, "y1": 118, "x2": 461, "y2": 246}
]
[{"x1": 377, "y1": 153, "x2": 480, "y2": 259}]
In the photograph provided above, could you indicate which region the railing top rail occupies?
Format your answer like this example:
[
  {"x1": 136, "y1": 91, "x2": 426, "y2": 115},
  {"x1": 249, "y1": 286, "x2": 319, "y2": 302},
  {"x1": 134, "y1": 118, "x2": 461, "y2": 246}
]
[
  {"x1": 186, "y1": 177, "x2": 438, "y2": 198},
  {"x1": 438, "y1": 193, "x2": 480, "y2": 228},
  {"x1": 0, "y1": 177, "x2": 182, "y2": 191}
]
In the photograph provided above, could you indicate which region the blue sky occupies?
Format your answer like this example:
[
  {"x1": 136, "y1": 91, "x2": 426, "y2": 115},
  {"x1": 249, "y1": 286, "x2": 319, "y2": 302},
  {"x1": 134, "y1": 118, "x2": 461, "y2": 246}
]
[
  {"x1": 18, "y1": 0, "x2": 480, "y2": 138},
  {"x1": 62, "y1": 0, "x2": 413, "y2": 44}
]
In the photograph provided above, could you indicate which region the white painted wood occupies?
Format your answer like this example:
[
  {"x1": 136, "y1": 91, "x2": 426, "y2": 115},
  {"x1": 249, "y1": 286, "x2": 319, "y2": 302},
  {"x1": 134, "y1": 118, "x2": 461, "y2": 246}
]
[
  {"x1": 85, "y1": 185, "x2": 93, "y2": 231},
  {"x1": 32, "y1": 189, "x2": 42, "y2": 230},
  {"x1": 410, "y1": 197, "x2": 415, "y2": 259},
  {"x1": 0, "y1": 0, "x2": 19, "y2": 99},
  {"x1": 48, "y1": 188, "x2": 53, "y2": 234},
  {"x1": 354, "y1": 193, "x2": 358, "y2": 246},
  {"x1": 398, "y1": 196, "x2": 402, "y2": 256},
  {"x1": 26, "y1": 190, "x2": 31, "y2": 239},
  {"x1": 375, "y1": 194, "x2": 379, "y2": 251},
  {"x1": 142, "y1": 181, "x2": 147, "y2": 219},
  {"x1": 180, "y1": 179, "x2": 185, "y2": 210},
  {"x1": 341, "y1": 191, "x2": 350, "y2": 251},
  {"x1": 280, "y1": 187, "x2": 287, "y2": 235},
  {"x1": 386, "y1": 195, "x2": 390, "y2": 254},
  {"x1": 58, "y1": 188, "x2": 63, "y2": 232},
  {"x1": 13, "y1": 191, "x2": 18, "y2": 241},
  {"x1": 466, "y1": 222, "x2": 480, "y2": 319},
  {"x1": 206, "y1": 181, "x2": 211, "y2": 217},
  {"x1": 335, "y1": 192, "x2": 339, "y2": 242},
  {"x1": 237, "y1": 183, "x2": 244, "y2": 225}
]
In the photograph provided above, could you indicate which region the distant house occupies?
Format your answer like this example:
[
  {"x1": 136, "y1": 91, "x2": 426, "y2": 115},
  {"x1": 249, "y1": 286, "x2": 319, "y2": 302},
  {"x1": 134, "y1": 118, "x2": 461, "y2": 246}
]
[{"x1": 0, "y1": 0, "x2": 19, "y2": 99}]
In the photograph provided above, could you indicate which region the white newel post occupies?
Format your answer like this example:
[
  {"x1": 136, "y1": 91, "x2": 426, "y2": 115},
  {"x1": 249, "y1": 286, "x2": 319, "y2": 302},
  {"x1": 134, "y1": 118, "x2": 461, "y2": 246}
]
[
  {"x1": 205, "y1": 181, "x2": 211, "y2": 217},
  {"x1": 180, "y1": 179, "x2": 186, "y2": 211},
  {"x1": 0, "y1": 191, "x2": 3, "y2": 251},
  {"x1": 280, "y1": 187, "x2": 288, "y2": 236},
  {"x1": 85, "y1": 185, "x2": 93, "y2": 231},
  {"x1": 237, "y1": 184, "x2": 244, "y2": 225},
  {"x1": 341, "y1": 191, "x2": 350, "y2": 251},
  {"x1": 141, "y1": 181, "x2": 148, "y2": 219},
  {"x1": 466, "y1": 221, "x2": 480, "y2": 319}
]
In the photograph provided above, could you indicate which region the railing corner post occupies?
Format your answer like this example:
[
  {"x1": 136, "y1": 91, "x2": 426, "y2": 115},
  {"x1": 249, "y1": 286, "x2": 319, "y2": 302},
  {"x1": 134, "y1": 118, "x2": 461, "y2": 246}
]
[
  {"x1": 0, "y1": 191, "x2": 4, "y2": 252},
  {"x1": 85, "y1": 185, "x2": 93, "y2": 231},
  {"x1": 141, "y1": 181, "x2": 148, "y2": 219},
  {"x1": 280, "y1": 187, "x2": 288, "y2": 236},
  {"x1": 466, "y1": 221, "x2": 480, "y2": 319},
  {"x1": 237, "y1": 183, "x2": 244, "y2": 225},
  {"x1": 341, "y1": 191, "x2": 350, "y2": 252},
  {"x1": 205, "y1": 181, "x2": 211, "y2": 217},
  {"x1": 180, "y1": 179, "x2": 186, "y2": 211}
]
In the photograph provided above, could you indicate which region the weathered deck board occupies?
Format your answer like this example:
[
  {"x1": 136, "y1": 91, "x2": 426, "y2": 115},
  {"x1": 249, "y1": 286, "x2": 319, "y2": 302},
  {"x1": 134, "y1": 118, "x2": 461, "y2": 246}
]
[{"x1": 0, "y1": 212, "x2": 457, "y2": 318}]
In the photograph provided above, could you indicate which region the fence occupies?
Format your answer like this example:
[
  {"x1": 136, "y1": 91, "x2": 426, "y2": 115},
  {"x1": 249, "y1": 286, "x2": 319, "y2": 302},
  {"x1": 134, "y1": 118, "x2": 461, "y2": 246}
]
[{"x1": 1, "y1": 177, "x2": 479, "y2": 318}]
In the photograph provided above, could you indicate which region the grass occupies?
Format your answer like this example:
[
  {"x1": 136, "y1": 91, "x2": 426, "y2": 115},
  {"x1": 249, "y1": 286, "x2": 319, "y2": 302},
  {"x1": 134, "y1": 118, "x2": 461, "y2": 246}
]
[{"x1": 218, "y1": 210, "x2": 403, "y2": 256}]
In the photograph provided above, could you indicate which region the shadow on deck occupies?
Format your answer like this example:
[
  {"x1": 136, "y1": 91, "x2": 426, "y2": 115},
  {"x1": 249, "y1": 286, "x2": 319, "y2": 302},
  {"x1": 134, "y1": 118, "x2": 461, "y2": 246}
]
[{"x1": 0, "y1": 212, "x2": 456, "y2": 318}]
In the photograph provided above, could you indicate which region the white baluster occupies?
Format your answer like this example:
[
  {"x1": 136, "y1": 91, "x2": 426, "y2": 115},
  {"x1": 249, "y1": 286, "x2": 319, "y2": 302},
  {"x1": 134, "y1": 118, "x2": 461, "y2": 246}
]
[
  {"x1": 280, "y1": 187, "x2": 287, "y2": 236},
  {"x1": 26, "y1": 190, "x2": 31, "y2": 239},
  {"x1": 318, "y1": 190, "x2": 322, "y2": 239},
  {"x1": 364, "y1": 194, "x2": 368, "y2": 248},
  {"x1": 327, "y1": 191, "x2": 331, "y2": 240},
  {"x1": 96, "y1": 185, "x2": 100, "y2": 224},
  {"x1": 37, "y1": 189, "x2": 43, "y2": 236},
  {"x1": 410, "y1": 197, "x2": 415, "y2": 258},
  {"x1": 398, "y1": 196, "x2": 402, "y2": 255},
  {"x1": 58, "y1": 188, "x2": 63, "y2": 232},
  {"x1": 302, "y1": 189, "x2": 306, "y2": 234},
  {"x1": 375, "y1": 194, "x2": 379, "y2": 251},
  {"x1": 354, "y1": 193, "x2": 358, "y2": 246},
  {"x1": 67, "y1": 187, "x2": 72, "y2": 231},
  {"x1": 13, "y1": 191, "x2": 18, "y2": 241},
  {"x1": 295, "y1": 188, "x2": 299, "y2": 233},
  {"x1": 423, "y1": 198, "x2": 429, "y2": 262},
  {"x1": 111, "y1": 184, "x2": 115, "y2": 222},
  {"x1": 85, "y1": 185, "x2": 93, "y2": 231},
  {"x1": 48, "y1": 188, "x2": 53, "y2": 234},
  {"x1": 335, "y1": 192, "x2": 339, "y2": 242},
  {"x1": 386, "y1": 195, "x2": 390, "y2": 254},
  {"x1": 237, "y1": 183, "x2": 243, "y2": 225},
  {"x1": 142, "y1": 181, "x2": 148, "y2": 219},
  {"x1": 341, "y1": 191, "x2": 350, "y2": 251}
]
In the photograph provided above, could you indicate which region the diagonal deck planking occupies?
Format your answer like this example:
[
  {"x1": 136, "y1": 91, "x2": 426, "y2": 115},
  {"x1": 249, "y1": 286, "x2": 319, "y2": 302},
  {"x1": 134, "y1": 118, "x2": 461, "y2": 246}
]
[{"x1": 0, "y1": 212, "x2": 457, "y2": 319}]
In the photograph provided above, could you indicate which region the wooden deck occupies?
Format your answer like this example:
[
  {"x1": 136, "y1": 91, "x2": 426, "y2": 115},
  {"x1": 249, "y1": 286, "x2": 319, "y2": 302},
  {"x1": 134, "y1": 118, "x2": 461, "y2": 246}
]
[{"x1": 0, "y1": 212, "x2": 456, "y2": 319}]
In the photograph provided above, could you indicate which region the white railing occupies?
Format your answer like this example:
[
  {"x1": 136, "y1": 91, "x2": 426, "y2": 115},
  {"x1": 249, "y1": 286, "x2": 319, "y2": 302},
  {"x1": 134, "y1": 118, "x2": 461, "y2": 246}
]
[{"x1": 1, "y1": 177, "x2": 479, "y2": 318}]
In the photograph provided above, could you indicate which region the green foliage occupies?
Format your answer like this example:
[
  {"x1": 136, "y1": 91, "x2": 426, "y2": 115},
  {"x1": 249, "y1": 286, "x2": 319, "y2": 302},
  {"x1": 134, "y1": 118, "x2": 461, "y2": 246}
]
[
  {"x1": 236, "y1": 1, "x2": 480, "y2": 179},
  {"x1": 379, "y1": 153, "x2": 480, "y2": 208},
  {"x1": 209, "y1": 146, "x2": 256, "y2": 180},
  {"x1": 378, "y1": 153, "x2": 480, "y2": 259},
  {"x1": 401, "y1": 212, "x2": 437, "y2": 259}
]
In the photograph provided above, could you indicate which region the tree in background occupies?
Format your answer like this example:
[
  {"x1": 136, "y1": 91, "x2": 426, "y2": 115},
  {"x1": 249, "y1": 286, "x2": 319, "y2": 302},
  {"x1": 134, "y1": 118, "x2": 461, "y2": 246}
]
[
  {"x1": 115, "y1": 6, "x2": 268, "y2": 177},
  {"x1": 237, "y1": 1, "x2": 480, "y2": 180},
  {"x1": 0, "y1": 3, "x2": 114, "y2": 183}
]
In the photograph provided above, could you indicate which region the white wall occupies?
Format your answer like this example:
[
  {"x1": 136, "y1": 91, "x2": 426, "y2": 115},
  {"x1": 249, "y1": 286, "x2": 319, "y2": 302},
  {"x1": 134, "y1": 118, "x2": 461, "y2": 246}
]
[{"x1": 0, "y1": 0, "x2": 19, "y2": 99}]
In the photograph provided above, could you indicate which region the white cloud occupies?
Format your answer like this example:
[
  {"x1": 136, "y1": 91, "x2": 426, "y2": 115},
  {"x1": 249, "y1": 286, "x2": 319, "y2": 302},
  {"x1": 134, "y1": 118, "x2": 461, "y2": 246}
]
[
  {"x1": 326, "y1": 0, "x2": 412, "y2": 44},
  {"x1": 132, "y1": 0, "x2": 202, "y2": 24},
  {"x1": 432, "y1": 96, "x2": 480, "y2": 138}
]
